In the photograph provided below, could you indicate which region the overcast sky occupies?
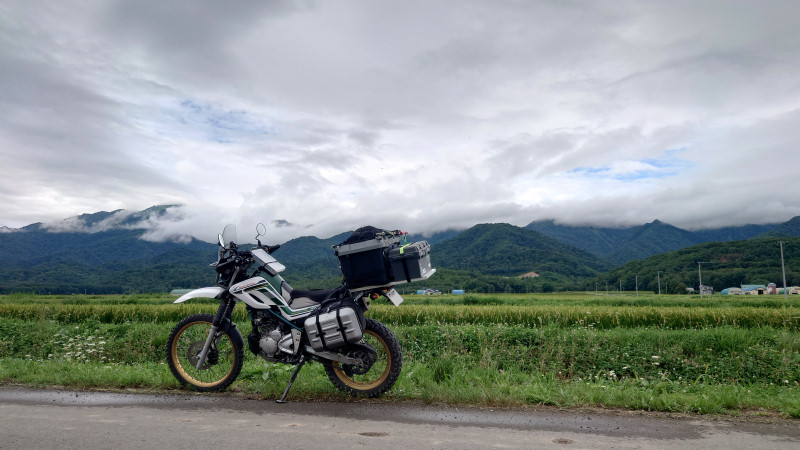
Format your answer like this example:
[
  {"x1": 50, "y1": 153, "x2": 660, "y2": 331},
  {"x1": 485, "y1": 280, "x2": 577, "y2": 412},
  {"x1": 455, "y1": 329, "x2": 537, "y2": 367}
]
[{"x1": 2, "y1": 1, "x2": 800, "y2": 243}]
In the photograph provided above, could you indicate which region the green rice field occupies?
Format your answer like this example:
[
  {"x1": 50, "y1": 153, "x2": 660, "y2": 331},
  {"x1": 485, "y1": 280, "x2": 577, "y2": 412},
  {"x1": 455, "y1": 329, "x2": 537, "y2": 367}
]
[{"x1": 1, "y1": 292, "x2": 799, "y2": 418}]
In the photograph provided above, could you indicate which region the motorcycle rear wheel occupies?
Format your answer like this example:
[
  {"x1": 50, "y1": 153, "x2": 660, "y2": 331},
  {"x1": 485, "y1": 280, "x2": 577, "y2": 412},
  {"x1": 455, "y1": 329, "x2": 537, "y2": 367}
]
[
  {"x1": 166, "y1": 313, "x2": 244, "y2": 392},
  {"x1": 324, "y1": 318, "x2": 402, "y2": 397}
]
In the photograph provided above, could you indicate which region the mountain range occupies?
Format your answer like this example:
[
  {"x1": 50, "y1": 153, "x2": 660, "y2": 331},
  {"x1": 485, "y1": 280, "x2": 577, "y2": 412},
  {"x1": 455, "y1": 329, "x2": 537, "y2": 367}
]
[
  {"x1": 1, "y1": 205, "x2": 799, "y2": 294},
  {"x1": 525, "y1": 219, "x2": 780, "y2": 266}
]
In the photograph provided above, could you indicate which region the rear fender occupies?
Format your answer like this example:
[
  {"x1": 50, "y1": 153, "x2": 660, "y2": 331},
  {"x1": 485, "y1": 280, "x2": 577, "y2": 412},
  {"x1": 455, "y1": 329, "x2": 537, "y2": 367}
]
[{"x1": 174, "y1": 287, "x2": 226, "y2": 303}]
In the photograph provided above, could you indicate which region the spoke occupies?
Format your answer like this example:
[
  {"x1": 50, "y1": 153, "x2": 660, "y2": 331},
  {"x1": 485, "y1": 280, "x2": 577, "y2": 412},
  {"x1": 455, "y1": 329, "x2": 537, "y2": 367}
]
[{"x1": 171, "y1": 319, "x2": 238, "y2": 388}]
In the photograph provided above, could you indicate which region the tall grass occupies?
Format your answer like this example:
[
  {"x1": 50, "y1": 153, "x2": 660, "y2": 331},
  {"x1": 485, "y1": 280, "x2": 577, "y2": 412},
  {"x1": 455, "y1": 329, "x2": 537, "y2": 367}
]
[
  {"x1": 2, "y1": 303, "x2": 799, "y2": 330},
  {"x1": 1, "y1": 293, "x2": 799, "y2": 416},
  {"x1": 2, "y1": 357, "x2": 797, "y2": 416},
  {"x1": 0, "y1": 292, "x2": 179, "y2": 305},
  {"x1": 2, "y1": 318, "x2": 798, "y2": 385},
  {"x1": 406, "y1": 292, "x2": 800, "y2": 308}
]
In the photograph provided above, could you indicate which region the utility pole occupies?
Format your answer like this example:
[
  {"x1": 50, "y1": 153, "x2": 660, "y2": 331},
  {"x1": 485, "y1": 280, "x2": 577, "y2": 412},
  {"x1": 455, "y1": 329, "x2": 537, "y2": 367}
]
[
  {"x1": 697, "y1": 262, "x2": 710, "y2": 298},
  {"x1": 635, "y1": 275, "x2": 639, "y2": 297},
  {"x1": 657, "y1": 271, "x2": 662, "y2": 295},
  {"x1": 780, "y1": 241, "x2": 788, "y2": 300}
]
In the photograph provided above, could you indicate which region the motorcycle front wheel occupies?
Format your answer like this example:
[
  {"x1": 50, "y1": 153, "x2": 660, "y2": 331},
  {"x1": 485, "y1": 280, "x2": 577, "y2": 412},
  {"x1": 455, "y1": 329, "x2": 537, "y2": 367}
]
[
  {"x1": 166, "y1": 313, "x2": 244, "y2": 392},
  {"x1": 324, "y1": 318, "x2": 403, "y2": 397}
]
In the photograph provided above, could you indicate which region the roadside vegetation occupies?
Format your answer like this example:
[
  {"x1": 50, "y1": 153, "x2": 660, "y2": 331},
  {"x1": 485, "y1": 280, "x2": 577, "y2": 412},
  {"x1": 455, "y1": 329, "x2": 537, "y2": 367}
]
[{"x1": 1, "y1": 292, "x2": 798, "y2": 418}]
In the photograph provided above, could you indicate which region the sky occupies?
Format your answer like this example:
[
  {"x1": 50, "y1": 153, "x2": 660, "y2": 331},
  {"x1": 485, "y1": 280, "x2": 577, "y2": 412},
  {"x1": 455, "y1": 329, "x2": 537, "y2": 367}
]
[{"x1": 2, "y1": 1, "x2": 800, "y2": 243}]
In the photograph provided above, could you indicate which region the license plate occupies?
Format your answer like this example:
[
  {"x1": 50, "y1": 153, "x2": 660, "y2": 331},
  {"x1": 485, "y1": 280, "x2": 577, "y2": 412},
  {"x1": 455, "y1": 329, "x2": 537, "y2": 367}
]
[{"x1": 385, "y1": 288, "x2": 404, "y2": 306}]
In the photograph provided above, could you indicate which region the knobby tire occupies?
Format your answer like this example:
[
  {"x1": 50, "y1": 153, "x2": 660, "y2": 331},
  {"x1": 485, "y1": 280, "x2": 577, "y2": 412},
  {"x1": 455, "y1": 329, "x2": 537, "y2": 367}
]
[
  {"x1": 166, "y1": 313, "x2": 244, "y2": 392},
  {"x1": 324, "y1": 318, "x2": 403, "y2": 397}
]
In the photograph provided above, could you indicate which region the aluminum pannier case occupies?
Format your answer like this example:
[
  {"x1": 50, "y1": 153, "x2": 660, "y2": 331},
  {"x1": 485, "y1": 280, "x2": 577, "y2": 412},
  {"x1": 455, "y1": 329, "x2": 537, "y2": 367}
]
[{"x1": 304, "y1": 299, "x2": 365, "y2": 351}]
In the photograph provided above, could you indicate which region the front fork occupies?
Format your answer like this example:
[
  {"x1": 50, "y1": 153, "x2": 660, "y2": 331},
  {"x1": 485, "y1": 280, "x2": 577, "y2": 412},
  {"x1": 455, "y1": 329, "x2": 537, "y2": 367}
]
[{"x1": 195, "y1": 294, "x2": 236, "y2": 369}]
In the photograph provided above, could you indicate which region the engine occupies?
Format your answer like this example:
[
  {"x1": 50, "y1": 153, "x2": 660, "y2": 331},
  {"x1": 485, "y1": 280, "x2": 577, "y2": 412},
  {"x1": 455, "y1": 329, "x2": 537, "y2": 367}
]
[{"x1": 247, "y1": 310, "x2": 297, "y2": 362}]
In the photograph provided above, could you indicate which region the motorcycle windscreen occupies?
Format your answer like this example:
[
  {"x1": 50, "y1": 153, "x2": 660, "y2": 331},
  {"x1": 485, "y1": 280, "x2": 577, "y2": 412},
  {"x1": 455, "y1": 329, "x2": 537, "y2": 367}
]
[{"x1": 221, "y1": 224, "x2": 237, "y2": 249}]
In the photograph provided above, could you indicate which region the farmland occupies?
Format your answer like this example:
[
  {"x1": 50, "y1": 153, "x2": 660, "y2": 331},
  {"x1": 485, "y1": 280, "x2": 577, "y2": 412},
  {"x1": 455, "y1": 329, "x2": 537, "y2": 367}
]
[{"x1": 1, "y1": 292, "x2": 799, "y2": 418}]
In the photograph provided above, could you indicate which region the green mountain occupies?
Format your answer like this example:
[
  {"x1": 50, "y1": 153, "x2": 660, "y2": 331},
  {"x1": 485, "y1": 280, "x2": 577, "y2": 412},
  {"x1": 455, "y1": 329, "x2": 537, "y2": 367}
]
[
  {"x1": 589, "y1": 237, "x2": 800, "y2": 294},
  {"x1": 523, "y1": 220, "x2": 630, "y2": 258},
  {"x1": 691, "y1": 223, "x2": 782, "y2": 242},
  {"x1": 0, "y1": 209, "x2": 609, "y2": 293},
  {"x1": 607, "y1": 220, "x2": 697, "y2": 265},
  {"x1": 0, "y1": 226, "x2": 216, "y2": 294},
  {"x1": 758, "y1": 216, "x2": 800, "y2": 238},
  {"x1": 526, "y1": 219, "x2": 780, "y2": 265},
  {"x1": 433, "y1": 223, "x2": 611, "y2": 279},
  {"x1": 2, "y1": 206, "x2": 798, "y2": 294},
  {"x1": 273, "y1": 233, "x2": 348, "y2": 288}
]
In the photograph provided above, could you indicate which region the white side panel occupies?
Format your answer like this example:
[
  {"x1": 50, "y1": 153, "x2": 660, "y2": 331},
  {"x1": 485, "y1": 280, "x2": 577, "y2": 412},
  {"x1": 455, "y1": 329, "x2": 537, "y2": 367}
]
[
  {"x1": 251, "y1": 248, "x2": 286, "y2": 273},
  {"x1": 230, "y1": 277, "x2": 268, "y2": 293},
  {"x1": 174, "y1": 287, "x2": 225, "y2": 303},
  {"x1": 229, "y1": 276, "x2": 283, "y2": 309}
]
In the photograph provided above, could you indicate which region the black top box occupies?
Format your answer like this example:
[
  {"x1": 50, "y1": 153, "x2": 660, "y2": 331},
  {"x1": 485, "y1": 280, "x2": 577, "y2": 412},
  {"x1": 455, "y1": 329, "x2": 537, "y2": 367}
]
[
  {"x1": 333, "y1": 226, "x2": 435, "y2": 289},
  {"x1": 333, "y1": 227, "x2": 405, "y2": 289}
]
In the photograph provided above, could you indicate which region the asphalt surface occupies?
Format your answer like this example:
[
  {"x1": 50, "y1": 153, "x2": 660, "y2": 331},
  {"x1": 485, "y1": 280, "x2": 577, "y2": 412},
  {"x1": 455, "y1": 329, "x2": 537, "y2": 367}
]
[{"x1": 1, "y1": 386, "x2": 798, "y2": 449}]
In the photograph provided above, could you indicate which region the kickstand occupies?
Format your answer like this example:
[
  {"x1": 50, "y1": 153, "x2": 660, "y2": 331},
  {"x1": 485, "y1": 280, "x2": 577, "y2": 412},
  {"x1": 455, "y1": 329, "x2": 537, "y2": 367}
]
[{"x1": 276, "y1": 355, "x2": 306, "y2": 404}]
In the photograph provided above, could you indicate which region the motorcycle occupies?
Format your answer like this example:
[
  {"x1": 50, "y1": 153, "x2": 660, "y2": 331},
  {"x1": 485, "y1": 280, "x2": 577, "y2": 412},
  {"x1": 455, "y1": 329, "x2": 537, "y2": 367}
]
[{"x1": 166, "y1": 223, "x2": 434, "y2": 402}]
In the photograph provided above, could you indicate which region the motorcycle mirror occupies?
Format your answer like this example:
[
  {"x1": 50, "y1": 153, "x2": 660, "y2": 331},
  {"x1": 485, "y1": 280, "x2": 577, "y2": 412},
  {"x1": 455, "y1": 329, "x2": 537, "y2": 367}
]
[{"x1": 255, "y1": 223, "x2": 267, "y2": 244}]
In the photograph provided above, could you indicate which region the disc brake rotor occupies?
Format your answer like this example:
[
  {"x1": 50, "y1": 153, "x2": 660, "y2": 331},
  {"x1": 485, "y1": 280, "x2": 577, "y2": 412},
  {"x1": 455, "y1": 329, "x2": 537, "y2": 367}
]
[{"x1": 187, "y1": 340, "x2": 218, "y2": 370}]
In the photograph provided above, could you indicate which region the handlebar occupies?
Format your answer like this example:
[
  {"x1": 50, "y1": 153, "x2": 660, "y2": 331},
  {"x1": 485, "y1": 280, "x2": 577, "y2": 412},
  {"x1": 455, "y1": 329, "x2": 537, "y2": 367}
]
[
  {"x1": 214, "y1": 250, "x2": 252, "y2": 274},
  {"x1": 214, "y1": 258, "x2": 236, "y2": 274}
]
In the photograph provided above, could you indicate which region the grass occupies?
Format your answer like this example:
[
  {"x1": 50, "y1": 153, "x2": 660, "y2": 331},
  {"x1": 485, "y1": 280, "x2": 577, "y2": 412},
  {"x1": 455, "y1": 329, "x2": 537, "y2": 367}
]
[
  {"x1": 1, "y1": 292, "x2": 799, "y2": 418},
  {"x1": 3, "y1": 302, "x2": 799, "y2": 330},
  {"x1": 2, "y1": 356, "x2": 797, "y2": 417}
]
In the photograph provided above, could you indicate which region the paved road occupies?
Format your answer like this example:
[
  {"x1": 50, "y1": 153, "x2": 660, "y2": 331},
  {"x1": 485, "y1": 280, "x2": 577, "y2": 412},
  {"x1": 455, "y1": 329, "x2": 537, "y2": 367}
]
[{"x1": 1, "y1": 386, "x2": 798, "y2": 449}]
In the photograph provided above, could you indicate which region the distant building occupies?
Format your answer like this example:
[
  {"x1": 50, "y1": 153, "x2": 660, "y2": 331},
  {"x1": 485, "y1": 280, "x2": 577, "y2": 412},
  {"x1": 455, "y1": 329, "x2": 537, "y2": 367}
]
[
  {"x1": 742, "y1": 285, "x2": 767, "y2": 295},
  {"x1": 518, "y1": 271, "x2": 540, "y2": 278},
  {"x1": 768, "y1": 283, "x2": 778, "y2": 295},
  {"x1": 700, "y1": 285, "x2": 714, "y2": 296},
  {"x1": 721, "y1": 287, "x2": 743, "y2": 295}
]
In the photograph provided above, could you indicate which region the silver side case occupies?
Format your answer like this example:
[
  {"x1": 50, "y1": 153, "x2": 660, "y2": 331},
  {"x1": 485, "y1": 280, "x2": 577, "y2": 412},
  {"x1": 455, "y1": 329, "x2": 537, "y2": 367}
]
[{"x1": 304, "y1": 306, "x2": 363, "y2": 351}]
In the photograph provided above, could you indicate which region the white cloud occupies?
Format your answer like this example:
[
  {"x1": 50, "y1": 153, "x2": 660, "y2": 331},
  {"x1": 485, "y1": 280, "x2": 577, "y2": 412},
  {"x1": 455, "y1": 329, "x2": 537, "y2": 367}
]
[{"x1": 2, "y1": 0, "x2": 800, "y2": 239}]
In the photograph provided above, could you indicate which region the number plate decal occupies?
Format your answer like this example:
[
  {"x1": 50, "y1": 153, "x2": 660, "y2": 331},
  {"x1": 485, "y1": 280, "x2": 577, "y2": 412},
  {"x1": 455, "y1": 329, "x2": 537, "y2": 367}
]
[{"x1": 385, "y1": 288, "x2": 404, "y2": 306}]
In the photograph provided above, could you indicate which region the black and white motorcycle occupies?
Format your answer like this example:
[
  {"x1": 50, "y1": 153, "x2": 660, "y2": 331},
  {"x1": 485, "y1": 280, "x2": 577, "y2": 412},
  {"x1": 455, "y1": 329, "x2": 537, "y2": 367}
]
[{"x1": 166, "y1": 224, "x2": 434, "y2": 402}]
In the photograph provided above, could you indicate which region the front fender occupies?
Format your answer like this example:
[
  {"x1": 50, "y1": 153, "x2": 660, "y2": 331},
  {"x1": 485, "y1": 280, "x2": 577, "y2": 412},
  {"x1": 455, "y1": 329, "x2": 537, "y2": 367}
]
[
  {"x1": 174, "y1": 287, "x2": 226, "y2": 303},
  {"x1": 225, "y1": 322, "x2": 245, "y2": 349}
]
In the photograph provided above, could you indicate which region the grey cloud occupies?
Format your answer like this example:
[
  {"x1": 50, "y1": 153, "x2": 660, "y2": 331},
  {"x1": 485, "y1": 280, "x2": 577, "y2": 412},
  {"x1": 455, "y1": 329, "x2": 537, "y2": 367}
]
[
  {"x1": 0, "y1": 43, "x2": 181, "y2": 209},
  {"x1": 484, "y1": 132, "x2": 580, "y2": 179},
  {"x1": 3, "y1": 0, "x2": 800, "y2": 238},
  {"x1": 94, "y1": 0, "x2": 308, "y2": 75}
]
